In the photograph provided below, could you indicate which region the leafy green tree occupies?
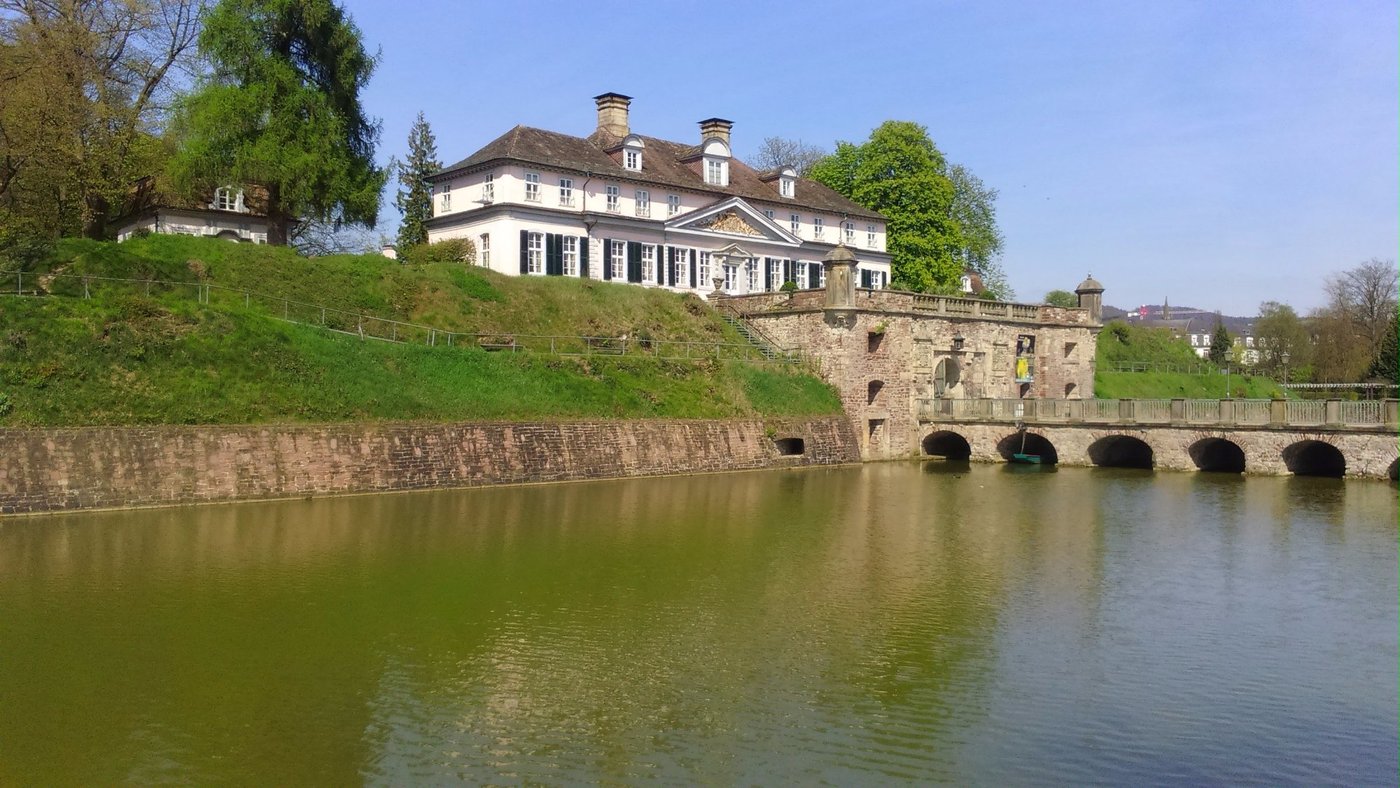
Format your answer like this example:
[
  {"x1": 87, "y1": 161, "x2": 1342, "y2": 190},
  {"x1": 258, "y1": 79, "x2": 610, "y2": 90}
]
[
  {"x1": 1208, "y1": 315, "x2": 1232, "y2": 364},
  {"x1": 394, "y1": 112, "x2": 439, "y2": 249},
  {"x1": 809, "y1": 121, "x2": 962, "y2": 293},
  {"x1": 168, "y1": 0, "x2": 386, "y2": 245},
  {"x1": 1254, "y1": 301, "x2": 1311, "y2": 378},
  {"x1": 948, "y1": 163, "x2": 1008, "y2": 297},
  {"x1": 0, "y1": 0, "x2": 202, "y2": 238},
  {"x1": 1044, "y1": 289, "x2": 1078, "y2": 308}
]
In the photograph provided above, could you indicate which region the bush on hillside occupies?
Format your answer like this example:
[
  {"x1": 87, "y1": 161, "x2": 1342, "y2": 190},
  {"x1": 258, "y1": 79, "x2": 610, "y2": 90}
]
[
  {"x1": 402, "y1": 238, "x2": 476, "y2": 265},
  {"x1": 0, "y1": 218, "x2": 53, "y2": 272}
]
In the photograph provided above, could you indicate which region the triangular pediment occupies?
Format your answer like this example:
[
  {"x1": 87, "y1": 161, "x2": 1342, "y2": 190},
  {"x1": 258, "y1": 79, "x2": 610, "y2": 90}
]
[{"x1": 666, "y1": 196, "x2": 802, "y2": 246}]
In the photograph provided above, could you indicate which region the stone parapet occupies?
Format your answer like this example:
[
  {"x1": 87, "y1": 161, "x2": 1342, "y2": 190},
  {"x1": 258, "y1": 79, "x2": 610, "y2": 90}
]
[{"x1": 726, "y1": 288, "x2": 1095, "y2": 327}]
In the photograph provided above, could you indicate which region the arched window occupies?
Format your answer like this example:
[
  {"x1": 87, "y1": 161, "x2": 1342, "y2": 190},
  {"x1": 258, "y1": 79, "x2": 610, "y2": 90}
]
[
  {"x1": 702, "y1": 138, "x2": 730, "y2": 186},
  {"x1": 213, "y1": 186, "x2": 241, "y2": 212},
  {"x1": 622, "y1": 135, "x2": 645, "y2": 171},
  {"x1": 778, "y1": 166, "x2": 796, "y2": 198}
]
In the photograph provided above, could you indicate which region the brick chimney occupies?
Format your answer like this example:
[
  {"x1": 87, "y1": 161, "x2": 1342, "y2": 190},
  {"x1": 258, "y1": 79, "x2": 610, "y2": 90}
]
[
  {"x1": 594, "y1": 92, "x2": 632, "y2": 138},
  {"x1": 698, "y1": 117, "x2": 733, "y2": 147}
]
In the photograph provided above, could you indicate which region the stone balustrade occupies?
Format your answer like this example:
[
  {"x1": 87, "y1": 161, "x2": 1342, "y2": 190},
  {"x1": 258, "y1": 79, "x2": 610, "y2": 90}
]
[
  {"x1": 724, "y1": 288, "x2": 1094, "y2": 326},
  {"x1": 916, "y1": 398, "x2": 1399, "y2": 431}
]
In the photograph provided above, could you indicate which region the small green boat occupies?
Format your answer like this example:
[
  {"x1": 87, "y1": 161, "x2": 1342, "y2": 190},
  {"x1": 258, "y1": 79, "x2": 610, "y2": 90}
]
[{"x1": 1010, "y1": 427, "x2": 1041, "y2": 463}]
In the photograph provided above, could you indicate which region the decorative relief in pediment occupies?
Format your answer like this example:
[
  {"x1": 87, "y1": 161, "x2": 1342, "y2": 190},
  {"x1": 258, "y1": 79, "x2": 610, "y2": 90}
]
[{"x1": 696, "y1": 210, "x2": 762, "y2": 236}]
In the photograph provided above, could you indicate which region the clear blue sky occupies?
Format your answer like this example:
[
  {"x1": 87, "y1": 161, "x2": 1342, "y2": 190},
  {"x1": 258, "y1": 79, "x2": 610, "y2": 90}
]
[{"x1": 343, "y1": 0, "x2": 1397, "y2": 316}]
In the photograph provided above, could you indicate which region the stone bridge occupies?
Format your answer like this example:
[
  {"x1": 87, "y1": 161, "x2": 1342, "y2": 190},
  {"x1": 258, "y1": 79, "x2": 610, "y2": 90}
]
[{"x1": 917, "y1": 397, "x2": 1399, "y2": 480}]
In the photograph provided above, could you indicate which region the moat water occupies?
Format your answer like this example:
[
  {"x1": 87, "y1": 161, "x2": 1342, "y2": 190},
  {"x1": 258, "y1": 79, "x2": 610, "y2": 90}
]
[{"x1": 1, "y1": 464, "x2": 1395, "y2": 785}]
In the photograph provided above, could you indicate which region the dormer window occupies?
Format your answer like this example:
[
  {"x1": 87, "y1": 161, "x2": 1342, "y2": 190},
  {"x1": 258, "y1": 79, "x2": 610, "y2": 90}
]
[
  {"x1": 213, "y1": 186, "x2": 242, "y2": 212},
  {"x1": 702, "y1": 138, "x2": 730, "y2": 186},
  {"x1": 778, "y1": 167, "x2": 796, "y2": 198},
  {"x1": 622, "y1": 135, "x2": 645, "y2": 171}
]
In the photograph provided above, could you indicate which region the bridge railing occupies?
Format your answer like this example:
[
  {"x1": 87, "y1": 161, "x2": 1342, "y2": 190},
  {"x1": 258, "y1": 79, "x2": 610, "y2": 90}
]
[{"x1": 915, "y1": 397, "x2": 1398, "y2": 430}]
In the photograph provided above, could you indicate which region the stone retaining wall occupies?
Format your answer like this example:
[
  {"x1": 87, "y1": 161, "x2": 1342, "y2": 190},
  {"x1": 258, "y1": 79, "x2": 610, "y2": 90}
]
[{"x1": 0, "y1": 417, "x2": 860, "y2": 514}]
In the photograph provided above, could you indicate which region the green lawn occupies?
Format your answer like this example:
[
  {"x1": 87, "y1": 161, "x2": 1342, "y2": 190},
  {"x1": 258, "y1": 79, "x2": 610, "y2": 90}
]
[
  {"x1": 1093, "y1": 320, "x2": 1287, "y2": 399},
  {"x1": 0, "y1": 238, "x2": 841, "y2": 426}
]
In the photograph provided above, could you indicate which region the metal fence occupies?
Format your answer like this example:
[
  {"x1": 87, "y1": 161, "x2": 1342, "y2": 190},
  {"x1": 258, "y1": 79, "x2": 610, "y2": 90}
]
[{"x1": 1, "y1": 269, "x2": 796, "y2": 365}]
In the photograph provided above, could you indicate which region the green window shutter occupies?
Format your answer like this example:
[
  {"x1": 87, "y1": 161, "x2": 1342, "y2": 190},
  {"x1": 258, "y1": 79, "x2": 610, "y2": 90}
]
[
  {"x1": 666, "y1": 247, "x2": 675, "y2": 287},
  {"x1": 689, "y1": 249, "x2": 697, "y2": 288},
  {"x1": 603, "y1": 239, "x2": 612, "y2": 280},
  {"x1": 627, "y1": 241, "x2": 642, "y2": 283},
  {"x1": 809, "y1": 262, "x2": 821, "y2": 287},
  {"x1": 519, "y1": 230, "x2": 529, "y2": 274},
  {"x1": 783, "y1": 259, "x2": 792, "y2": 286},
  {"x1": 550, "y1": 234, "x2": 563, "y2": 276},
  {"x1": 763, "y1": 258, "x2": 773, "y2": 291},
  {"x1": 579, "y1": 236, "x2": 589, "y2": 278}
]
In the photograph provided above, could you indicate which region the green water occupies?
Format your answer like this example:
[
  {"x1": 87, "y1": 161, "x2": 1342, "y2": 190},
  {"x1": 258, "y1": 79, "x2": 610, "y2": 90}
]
[{"x1": 1, "y1": 464, "x2": 1395, "y2": 784}]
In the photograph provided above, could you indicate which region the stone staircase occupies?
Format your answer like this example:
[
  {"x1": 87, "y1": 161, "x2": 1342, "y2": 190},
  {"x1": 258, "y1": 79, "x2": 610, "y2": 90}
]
[{"x1": 718, "y1": 310, "x2": 789, "y2": 362}]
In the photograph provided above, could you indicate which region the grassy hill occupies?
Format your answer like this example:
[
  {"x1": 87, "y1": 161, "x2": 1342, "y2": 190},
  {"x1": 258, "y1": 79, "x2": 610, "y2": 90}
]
[
  {"x1": 1094, "y1": 320, "x2": 1286, "y2": 399},
  {"x1": 0, "y1": 237, "x2": 840, "y2": 426}
]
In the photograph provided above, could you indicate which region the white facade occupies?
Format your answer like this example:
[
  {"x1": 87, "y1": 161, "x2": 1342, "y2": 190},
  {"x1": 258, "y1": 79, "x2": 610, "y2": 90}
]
[
  {"x1": 114, "y1": 187, "x2": 269, "y2": 244},
  {"x1": 426, "y1": 95, "x2": 892, "y2": 298}
]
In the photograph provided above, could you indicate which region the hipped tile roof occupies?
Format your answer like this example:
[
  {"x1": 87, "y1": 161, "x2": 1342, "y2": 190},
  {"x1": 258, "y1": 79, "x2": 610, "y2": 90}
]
[{"x1": 433, "y1": 125, "x2": 886, "y2": 222}]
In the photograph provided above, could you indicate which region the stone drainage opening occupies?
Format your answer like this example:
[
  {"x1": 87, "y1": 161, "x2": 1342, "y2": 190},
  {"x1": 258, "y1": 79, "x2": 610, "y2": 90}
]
[
  {"x1": 1282, "y1": 440, "x2": 1346, "y2": 478},
  {"x1": 922, "y1": 430, "x2": 971, "y2": 460},
  {"x1": 1189, "y1": 438, "x2": 1246, "y2": 473},
  {"x1": 773, "y1": 437, "x2": 806, "y2": 456},
  {"x1": 1088, "y1": 435, "x2": 1154, "y2": 469},
  {"x1": 996, "y1": 432, "x2": 1059, "y2": 464},
  {"x1": 1389, "y1": 458, "x2": 1399, "y2": 482}
]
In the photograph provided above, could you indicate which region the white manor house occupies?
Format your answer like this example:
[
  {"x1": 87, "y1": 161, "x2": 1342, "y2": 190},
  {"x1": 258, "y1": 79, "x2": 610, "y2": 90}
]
[{"x1": 425, "y1": 93, "x2": 891, "y2": 296}]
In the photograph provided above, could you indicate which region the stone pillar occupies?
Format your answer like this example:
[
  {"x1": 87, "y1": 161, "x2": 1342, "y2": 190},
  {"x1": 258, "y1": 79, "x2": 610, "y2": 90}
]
[
  {"x1": 1218, "y1": 398, "x2": 1235, "y2": 425},
  {"x1": 1269, "y1": 398, "x2": 1287, "y2": 425},
  {"x1": 1324, "y1": 398, "x2": 1342, "y2": 426},
  {"x1": 823, "y1": 245, "x2": 858, "y2": 328},
  {"x1": 1385, "y1": 399, "x2": 1398, "y2": 428},
  {"x1": 1170, "y1": 398, "x2": 1185, "y2": 422}
]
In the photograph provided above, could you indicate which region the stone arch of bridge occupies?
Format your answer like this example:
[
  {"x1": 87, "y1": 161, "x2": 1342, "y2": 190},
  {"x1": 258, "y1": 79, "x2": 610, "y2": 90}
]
[
  {"x1": 995, "y1": 432, "x2": 1059, "y2": 464},
  {"x1": 922, "y1": 430, "x2": 971, "y2": 460},
  {"x1": 1189, "y1": 437, "x2": 1246, "y2": 473},
  {"x1": 1088, "y1": 434, "x2": 1154, "y2": 469},
  {"x1": 1281, "y1": 440, "x2": 1346, "y2": 478}
]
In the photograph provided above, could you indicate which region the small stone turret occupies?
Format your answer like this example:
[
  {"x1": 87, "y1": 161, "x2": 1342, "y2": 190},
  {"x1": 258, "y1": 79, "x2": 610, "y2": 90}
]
[
  {"x1": 824, "y1": 245, "x2": 858, "y2": 327},
  {"x1": 1076, "y1": 274, "x2": 1105, "y2": 323}
]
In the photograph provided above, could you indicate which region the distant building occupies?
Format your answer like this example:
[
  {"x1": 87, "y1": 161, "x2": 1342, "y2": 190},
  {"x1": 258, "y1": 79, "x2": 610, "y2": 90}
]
[
  {"x1": 111, "y1": 177, "x2": 270, "y2": 244},
  {"x1": 424, "y1": 93, "x2": 892, "y2": 296}
]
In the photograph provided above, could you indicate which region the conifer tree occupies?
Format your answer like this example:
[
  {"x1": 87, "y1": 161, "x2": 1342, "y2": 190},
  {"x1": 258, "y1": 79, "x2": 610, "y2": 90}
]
[
  {"x1": 1368, "y1": 311, "x2": 1399, "y2": 383},
  {"x1": 1208, "y1": 315, "x2": 1232, "y2": 364},
  {"x1": 395, "y1": 113, "x2": 440, "y2": 249},
  {"x1": 169, "y1": 0, "x2": 386, "y2": 245}
]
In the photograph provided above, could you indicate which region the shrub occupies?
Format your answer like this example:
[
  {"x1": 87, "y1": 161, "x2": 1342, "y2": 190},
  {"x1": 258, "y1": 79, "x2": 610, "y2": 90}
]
[
  {"x1": 780, "y1": 279, "x2": 798, "y2": 292},
  {"x1": 0, "y1": 218, "x2": 53, "y2": 272},
  {"x1": 403, "y1": 238, "x2": 476, "y2": 265}
]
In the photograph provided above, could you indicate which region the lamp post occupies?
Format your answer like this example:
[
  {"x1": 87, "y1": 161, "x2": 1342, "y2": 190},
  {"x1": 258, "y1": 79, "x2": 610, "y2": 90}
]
[{"x1": 1281, "y1": 350, "x2": 1290, "y2": 386}]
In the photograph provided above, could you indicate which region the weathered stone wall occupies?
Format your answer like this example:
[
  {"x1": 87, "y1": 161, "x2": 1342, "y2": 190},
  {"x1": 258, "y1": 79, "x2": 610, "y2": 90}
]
[
  {"x1": 730, "y1": 293, "x2": 1099, "y2": 460},
  {"x1": 920, "y1": 421, "x2": 1399, "y2": 479},
  {"x1": 0, "y1": 417, "x2": 860, "y2": 514}
]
